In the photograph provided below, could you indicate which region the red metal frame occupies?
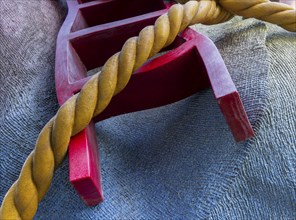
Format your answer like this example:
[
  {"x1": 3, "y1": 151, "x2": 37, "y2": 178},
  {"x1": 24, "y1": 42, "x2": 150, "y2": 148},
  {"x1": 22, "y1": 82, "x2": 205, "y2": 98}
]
[{"x1": 55, "y1": 0, "x2": 254, "y2": 206}]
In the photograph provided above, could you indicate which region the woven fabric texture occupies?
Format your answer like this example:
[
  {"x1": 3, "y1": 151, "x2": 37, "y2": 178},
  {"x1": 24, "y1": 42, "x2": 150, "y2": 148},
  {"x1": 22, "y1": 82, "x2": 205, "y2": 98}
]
[{"x1": 0, "y1": 1, "x2": 295, "y2": 219}]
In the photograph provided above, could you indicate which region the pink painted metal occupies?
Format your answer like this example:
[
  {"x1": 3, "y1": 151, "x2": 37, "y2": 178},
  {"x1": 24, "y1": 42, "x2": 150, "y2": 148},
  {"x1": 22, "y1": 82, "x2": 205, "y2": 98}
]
[{"x1": 55, "y1": 0, "x2": 254, "y2": 206}]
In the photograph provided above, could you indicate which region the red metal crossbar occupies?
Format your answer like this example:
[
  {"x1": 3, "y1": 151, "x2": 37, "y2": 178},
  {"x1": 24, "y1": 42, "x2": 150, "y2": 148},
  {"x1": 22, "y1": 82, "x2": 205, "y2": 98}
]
[{"x1": 55, "y1": 0, "x2": 254, "y2": 206}]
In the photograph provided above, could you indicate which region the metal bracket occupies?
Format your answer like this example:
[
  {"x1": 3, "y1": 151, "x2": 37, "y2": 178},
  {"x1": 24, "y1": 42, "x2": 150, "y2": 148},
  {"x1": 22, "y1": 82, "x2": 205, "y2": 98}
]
[{"x1": 55, "y1": 0, "x2": 254, "y2": 206}]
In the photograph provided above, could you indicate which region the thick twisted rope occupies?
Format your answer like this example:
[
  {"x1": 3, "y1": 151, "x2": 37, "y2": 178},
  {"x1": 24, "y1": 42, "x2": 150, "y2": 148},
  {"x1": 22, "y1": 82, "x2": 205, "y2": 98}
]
[
  {"x1": 0, "y1": 1, "x2": 295, "y2": 219},
  {"x1": 180, "y1": 0, "x2": 296, "y2": 31}
]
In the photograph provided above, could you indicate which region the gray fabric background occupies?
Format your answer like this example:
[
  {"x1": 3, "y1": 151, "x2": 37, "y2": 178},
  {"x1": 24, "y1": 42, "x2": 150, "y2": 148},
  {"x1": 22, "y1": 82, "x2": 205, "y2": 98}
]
[{"x1": 0, "y1": 1, "x2": 295, "y2": 219}]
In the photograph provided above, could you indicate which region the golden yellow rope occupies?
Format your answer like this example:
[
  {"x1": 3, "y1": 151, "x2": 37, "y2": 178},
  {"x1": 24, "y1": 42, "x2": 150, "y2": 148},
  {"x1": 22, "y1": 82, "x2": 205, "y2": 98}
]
[
  {"x1": 182, "y1": 0, "x2": 296, "y2": 31},
  {"x1": 0, "y1": 1, "x2": 295, "y2": 219}
]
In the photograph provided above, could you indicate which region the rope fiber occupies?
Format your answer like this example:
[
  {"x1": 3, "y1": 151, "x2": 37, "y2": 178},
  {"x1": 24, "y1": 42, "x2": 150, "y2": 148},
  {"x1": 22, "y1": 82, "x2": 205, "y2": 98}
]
[{"x1": 0, "y1": 0, "x2": 295, "y2": 219}]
